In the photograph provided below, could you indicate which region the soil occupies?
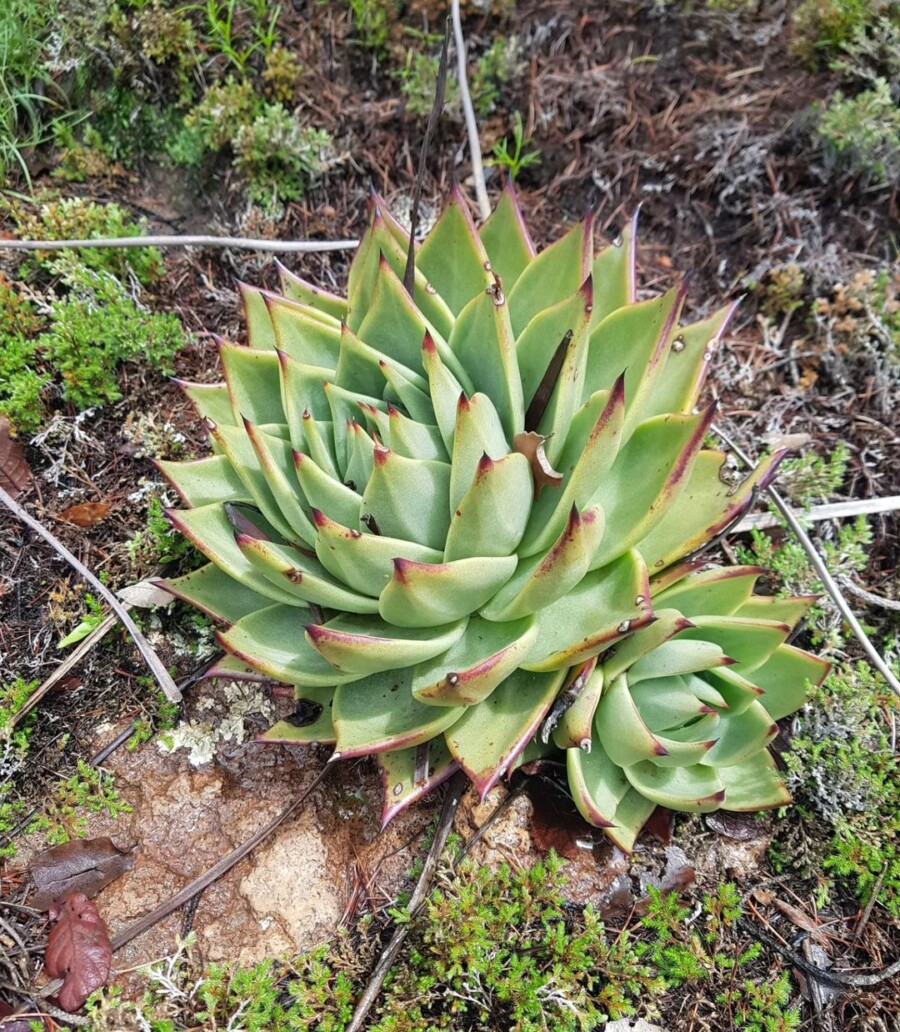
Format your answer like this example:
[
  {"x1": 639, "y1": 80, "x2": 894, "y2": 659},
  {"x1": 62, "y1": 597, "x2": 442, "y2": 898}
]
[{"x1": 1, "y1": 0, "x2": 898, "y2": 1028}]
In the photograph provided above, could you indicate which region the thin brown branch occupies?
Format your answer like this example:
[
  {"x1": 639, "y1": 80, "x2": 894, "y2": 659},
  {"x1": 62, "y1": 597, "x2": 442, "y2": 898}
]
[
  {"x1": 451, "y1": 0, "x2": 490, "y2": 220},
  {"x1": 0, "y1": 484, "x2": 181, "y2": 703},
  {"x1": 346, "y1": 770, "x2": 467, "y2": 1032}
]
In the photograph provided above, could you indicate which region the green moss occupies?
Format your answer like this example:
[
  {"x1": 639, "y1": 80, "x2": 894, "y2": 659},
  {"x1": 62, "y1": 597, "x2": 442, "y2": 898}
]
[
  {"x1": 29, "y1": 759, "x2": 132, "y2": 845},
  {"x1": 777, "y1": 660, "x2": 900, "y2": 917}
]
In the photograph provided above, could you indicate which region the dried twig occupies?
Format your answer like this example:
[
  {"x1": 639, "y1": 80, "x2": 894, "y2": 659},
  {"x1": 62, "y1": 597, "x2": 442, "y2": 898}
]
[
  {"x1": 346, "y1": 771, "x2": 467, "y2": 1032},
  {"x1": 745, "y1": 920, "x2": 900, "y2": 988},
  {"x1": 403, "y1": 18, "x2": 451, "y2": 295},
  {"x1": 0, "y1": 484, "x2": 181, "y2": 703},
  {"x1": 111, "y1": 761, "x2": 333, "y2": 951},
  {"x1": 9, "y1": 613, "x2": 119, "y2": 729},
  {"x1": 451, "y1": 0, "x2": 490, "y2": 220},
  {"x1": 0, "y1": 235, "x2": 358, "y2": 254},
  {"x1": 714, "y1": 428, "x2": 900, "y2": 699},
  {"x1": 734, "y1": 495, "x2": 900, "y2": 532}
]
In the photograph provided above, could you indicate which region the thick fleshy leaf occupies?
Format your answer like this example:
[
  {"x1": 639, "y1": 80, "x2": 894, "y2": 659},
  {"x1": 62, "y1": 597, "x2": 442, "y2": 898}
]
[
  {"x1": 157, "y1": 563, "x2": 277, "y2": 624},
  {"x1": 449, "y1": 288, "x2": 524, "y2": 441},
  {"x1": 240, "y1": 283, "x2": 277, "y2": 348},
  {"x1": 293, "y1": 450, "x2": 362, "y2": 529},
  {"x1": 642, "y1": 304, "x2": 736, "y2": 419},
  {"x1": 219, "y1": 604, "x2": 365, "y2": 687},
  {"x1": 719, "y1": 750, "x2": 791, "y2": 810},
  {"x1": 627, "y1": 639, "x2": 731, "y2": 685},
  {"x1": 523, "y1": 549, "x2": 653, "y2": 671},
  {"x1": 379, "y1": 555, "x2": 518, "y2": 628},
  {"x1": 312, "y1": 509, "x2": 442, "y2": 596},
  {"x1": 675, "y1": 616, "x2": 791, "y2": 675},
  {"x1": 412, "y1": 614, "x2": 538, "y2": 706},
  {"x1": 177, "y1": 379, "x2": 237, "y2": 428},
  {"x1": 734, "y1": 594, "x2": 818, "y2": 627},
  {"x1": 595, "y1": 673, "x2": 665, "y2": 767},
  {"x1": 638, "y1": 448, "x2": 789, "y2": 571},
  {"x1": 305, "y1": 614, "x2": 467, "y2": 674},
  {"x1": 235, "y1": 534, "x2": 379, "y2": 613},
  {"x1": 360, "y1": 447, "x2": 451, "y2": 550},
  {"x1": 377, "y1": 740, "x2": 459, "y2": 827},
  {"x1": 422, "y1": 333, "x2": 467, "y2": 452},
  {"x1": 653, "y1": 564, "x2": 766, "y2": 618},
  {"x1": 335, "y1": 322, "x2": 425, "y2": 398},
  {"x1": 519, "y1": 380, "x2": 625, "y2": 557},
  {"x1": 166, "y1": 503, "x2": 300, "y2": 605},
  {"x1": 507, "y1": 212, "x2": 593, "y2": 337},
  {"x1": 267, "y1": 295, "x2": 342, "y2": 367},
  {"x1": 277, "y1": 261, "x2": 349, "y2": 321},
  {"x1": 567, "y1": 741, "x2": 656, "y2": 852},
  {"x1": 552, "y1": 661, "x2": 604, "y2": 751},
  {"x1": 481, "y1": 506, "x2": 604, "y2": 621},
  {"x1": 157, "y1": 455, "x2": 252, "y2": 508},
  {"x1": 700, "y1": 701, "x2": 777, "y2": 767},
  {"x1": 220, "y1": 344, "x2": 286, "y2": 426},
  {"x1": 332, "y1": 668, "x2": 465, "y2": 757},
  {"x1": 449, "y1": 392, "x2": 510, "y2": 511},
  {"x1": 445, "y1": 667, "x2": 567, "y2": 797},
  {"x1": 416, "y1": 186, "x2": 491, "y2": 314},
  {"x1": 244, "y1": 419, "x2": 318, "y2": 544},
  {"x1": 623, "y1": 761, "x2": 725, "y2": 812},
  {"x1": 590, "y1": 214, "x2": 636, "y2": 326},
  {"x1": 629, "y1": 676, "x2": 717, "y2": 735},
  {"x1": 258, "y1": 686, "x2": 337, "y2": 746},
  {"x1": 601, "y1": 609, "x2": 694, "y2": 682},
  {"x1": 444, "y1": 453, "x2": 533, "y2": 561},
  {"x1": 747, "y1": 643, "x2": 830, "y2": 721},
  {"x1": 478, "y1": 178, "x2": 536, "y2": 290}
]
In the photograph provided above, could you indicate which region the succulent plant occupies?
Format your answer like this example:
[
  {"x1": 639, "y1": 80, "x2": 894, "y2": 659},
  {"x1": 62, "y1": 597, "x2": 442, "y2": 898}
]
[{"x1": 157, "y1": 182, "x2": 827, "y2": 846}]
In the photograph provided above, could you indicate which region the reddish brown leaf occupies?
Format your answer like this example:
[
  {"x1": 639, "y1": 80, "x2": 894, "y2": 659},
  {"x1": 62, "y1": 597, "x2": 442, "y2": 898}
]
[
  {"x1": 0, "y1": 416, "x2": 33, "y2": 500},
  {"x1": 44, "y1": 893, "x2": 112, "y2": 1012},
  {"x1": 0, "y1": 1001, "x2": 35, "y2": 1032},
  {"x1": 642, "y1": 806, "x2": 675, "y2": 845},
  {"x1": 512, "y1": 432, "x2": 564, "y2": 500},
  {"x1": 30, "y1": 837, "x2": 133, "y2": 911},
  {"x1": 705, "y1": 811, "x2": 760, "y2": 841},
  {"x1": 57, "y1": 502, "x2": 111, "y2": 527},
  {"x1": 528, "y1": 783, "x2": 599, "y2": 859}
]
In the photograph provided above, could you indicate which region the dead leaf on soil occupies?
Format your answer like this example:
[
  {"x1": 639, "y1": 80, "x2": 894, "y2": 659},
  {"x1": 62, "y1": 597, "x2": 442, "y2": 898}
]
[
  {"x1": 44, "y1": 892, "x2": 112, "y2": 1012},
  {"x1": 0, "y1": 416, "x2": 33, "y2": 500},
  {"x1": 30, "y1": 838, "x2": 133, "y2": 911},
  {"x1": 0, "y1": 1001, "x2": 38, "y2": 1032},
  {"x1": 705, "y1": 811, "x2": 761, "y2": 841},
  {"x1": 117, "y1": 579, "x2": 174, "y2": 608},
  {"x1": 57, "y1": 502, "x2": 112, "y2": 527},
  {"x1": 771, "y1": 896, "x2": 833, "y2": 944},
  {"x1": 529, "y1": 785, "x2": 599, "y2": 859},
  {"x1": 642, "y1": 806, "x2": 675, "y2": 845}
]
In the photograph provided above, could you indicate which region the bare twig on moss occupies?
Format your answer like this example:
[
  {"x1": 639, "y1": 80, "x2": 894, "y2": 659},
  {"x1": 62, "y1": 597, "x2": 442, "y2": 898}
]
[
  {"x1": 0, "y1": 484, "x2": 181, "y2": 703},
  {"x1": 9, "y1": 613, "x2": 119, "y2": 729},
  {"x1": 451, "y1": 0, "x2": 490, "y2": 220},
  {"x1": 346, "y1": 771, "x2": 467, "y2": 1032},
  {"x1": 0, "y1": 235, "x2": 358, "y2": 254},
  {"x1": 735, "y1": 494, "x2": 900, "y2": 532},
  {"x1": 714, "y1": 428, "x2": 900, "y2": 699}
]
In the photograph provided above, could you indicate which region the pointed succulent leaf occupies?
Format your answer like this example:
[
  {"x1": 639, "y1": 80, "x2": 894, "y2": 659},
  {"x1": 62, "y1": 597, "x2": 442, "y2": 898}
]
[
  {"x1": 653, "y1": 563, "x2": 765, "y2": 618},
  {"x1": 522, "y1": 549, "x2": 653, "y2": 671},
  {"x1": 481, "y1": 506, "x2": 604, "y2": 621},
  {"x1": 675, "y1": 616, "x2": 791, "y2": 675},
  {"x1": 240, "y1": 284, "x2": 277, "y2": 348},
  {"x1": 220, "y1": 344, "x2": 287, "y2": 426},
  {"x1": 267, "y1": 295, "x2": 342, "y2": 367},
  {"x1": 601, "y1": 608, "x2": 693, "y2": 682},
  {"x1": 449, "y1": 393, "x2": 510, "y2": 512},
  {"x1": 177, "y1": 379, "x2": 237, "y2": 427},
  {"x1": 377, "y1": 740, "x2": 459, "y2": 827},
  {"x1": 745, "y1": 643, "x2": 830, "y2": 721},
  {"x1": 507, "y1": 212, "x2": 593, "y2": 337},
  {"x1": 361, "y1": 447, "x2": 451, "y2": 550},
  {"x1": 412, "y1": 614, "x2": 538, "y2": 706},
  {"x1": 622, "y1": 761, "x2": 725, "y2": 812},
  {"x1": 416, "y1": 185, "x2": 492, "y2": 314},
  {"x1": 552, "y1": 662, "x2": 604, "y2": 751},
  {"x1": 379, "y1": 555, "x2": 518, "y2": 628},
  {"x1": 445, "y1": 667, "x2": 568, "y2": 798},
  {"x1": 332, "y1": 668, "x2": 465, "y2": 757},
  {"x1": 293, "y1": 450, "x2": 362, "y2": 529},
  {"x1": 219, "y1": 604, "x2": 366, "y2": 687},
  {"x1": 700, "y1": 701, "x2": 778, "y2": 767},
  {"x1": 718, "y1": 750, "x2": 792, "y2": 810},
  {"x1": 157, "y1": 455, "x2": 252, "y2": 508},
  {"x1": 277, "y1": 261, "x2": 349, "y2": 321},
  {"x1": 627, "y1": 639, "x2": 731, "y2": 685},
  {"x1": 158, "y1": 563, "x2": 279, "y2": 625},
  {"x1": 258, "y1": 686, "x2": 337, "y2": 746},
  {"x1": 312, "y1": 509, "x2": 442, "y2": 596},
  {"x1": 305, "y1": 614, "x2": 467, "y2": 674},
  {"x1": 444, "y1": 453, "x2": 533, "y2": 561},
  {"x1": 449, "y1": 287, "x2": 524, "y2": 441},
  {"x1": 589, "y1": 214, "x2": 636, "y2": 326},
  {"x1": 478, "y1": 178, "x2": 536, "y2": 290}
]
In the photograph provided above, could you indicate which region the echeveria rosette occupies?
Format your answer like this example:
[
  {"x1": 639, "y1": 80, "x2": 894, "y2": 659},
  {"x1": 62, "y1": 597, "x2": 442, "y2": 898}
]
[
  {"x1": 155, "y1": 181, "x2": 798, "y2": 838},
  {"x1": 556, "y1": 563, "x2": 830, "y2": 851}
]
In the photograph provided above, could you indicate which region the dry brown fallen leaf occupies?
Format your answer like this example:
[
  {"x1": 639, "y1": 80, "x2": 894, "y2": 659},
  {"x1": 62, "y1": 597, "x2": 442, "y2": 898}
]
[
  {"x1": 0, "y1": 416, "x2": 33, "y2": 500},
  {"x1": 30, "y1": 837, "x2": 134, "y2": 911},
  {"x1": 44, "y1": 892, "x2": 112, "y2": 1012},
  {"x1": 57, "y1": 501, "x2": 112, "y2": 527}
]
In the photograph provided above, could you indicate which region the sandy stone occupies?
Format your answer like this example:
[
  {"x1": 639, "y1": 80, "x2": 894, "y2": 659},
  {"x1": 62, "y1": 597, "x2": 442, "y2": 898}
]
[{"x1": 239, "y1": 815, "x2": 342, "y2": 955}]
